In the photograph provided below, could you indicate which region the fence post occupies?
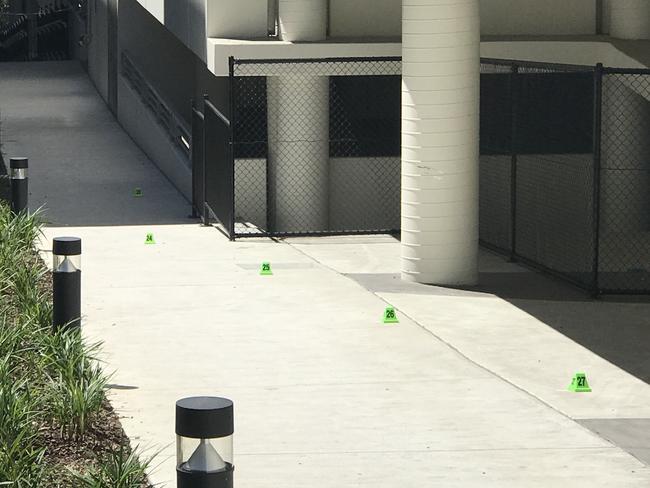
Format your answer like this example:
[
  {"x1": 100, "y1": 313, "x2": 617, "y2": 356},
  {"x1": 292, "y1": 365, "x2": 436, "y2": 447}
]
[
  {"x1": 190, "y1": 99, "x2": 198, "y2": 219},
  {"x1": 509, "y1": 63, "x2": 519, "y2": 262},
  {"x1": 202, "y1": 94, "x2": 210, "y2": 227},
  {"x1": 591, "y1": 63, "x2": 604, "y2": 297},
  {"x1": 228, "y1": 56, "x2": 236, "y2": 240},
  {"x1": 27, "y1": 10, "x2": 38, "y2": 60}
]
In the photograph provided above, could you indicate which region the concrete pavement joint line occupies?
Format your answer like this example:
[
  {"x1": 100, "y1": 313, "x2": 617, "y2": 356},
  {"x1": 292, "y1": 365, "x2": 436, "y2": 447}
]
[
  {"x1": 283, "y1": 240, "x2": 627, "y2": 456},
  {"x1": 234, "y1": 446, "x2": 622, "y2": 457},
  {"x1": 101, "y1": 378, "x2": 500, "y2": 390},
  {"x1": 90, "y1": 283, "x2": 245, "y2": 290},
  {"x1": 380, "y1": 306, "x2": 630, "y2": 455}
]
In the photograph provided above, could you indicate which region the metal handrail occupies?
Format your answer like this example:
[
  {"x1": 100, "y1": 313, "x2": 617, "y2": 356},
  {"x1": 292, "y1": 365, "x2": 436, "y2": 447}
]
[{"x1": 121, "y1": 51, "x2": 191, "y2": 160}]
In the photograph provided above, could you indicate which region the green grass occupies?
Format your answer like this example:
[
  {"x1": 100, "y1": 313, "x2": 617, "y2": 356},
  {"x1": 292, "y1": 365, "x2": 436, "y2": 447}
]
[
  {"x1": 0, "y1": 359, "x2": 46, "y2": 487},
  {"x1": 0, "y1": 202, "x2": 152, "y2": 487},
  {"x1": 71, "y1": 446, "x2": 155, "y2": 488},
  {"x1": 41, "y1": 330, "x2": 109, "y2": 440}
]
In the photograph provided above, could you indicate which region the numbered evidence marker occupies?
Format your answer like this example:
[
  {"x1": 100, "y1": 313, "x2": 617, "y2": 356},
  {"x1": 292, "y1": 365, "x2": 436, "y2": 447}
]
[
  {"x1": 260, "y1": 262, "x2": 273, "y2": 276},
  {"x1": 144, "y1": 233, "x2": 156, "y2": 245},
  {"x1": 383, "y1": 306, "x2": 399, "y2": 324},
  {"x1": 568, "y1": 372, "x2": 592, "y2": 393},
  {"x1": 133, "y1": 187, "x2": 143, "y2": 197}
]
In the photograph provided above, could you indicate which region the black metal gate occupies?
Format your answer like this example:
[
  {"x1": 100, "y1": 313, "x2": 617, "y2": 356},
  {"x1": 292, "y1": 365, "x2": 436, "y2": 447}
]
[{"x1": 199, "y1": 97, "x2": 234, "y2": 238}]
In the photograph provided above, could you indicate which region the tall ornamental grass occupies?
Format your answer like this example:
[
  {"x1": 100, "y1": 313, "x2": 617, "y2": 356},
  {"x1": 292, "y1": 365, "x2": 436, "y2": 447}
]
[{"x1": 0, "y1": 203, "x2": 137, "y2": 486}]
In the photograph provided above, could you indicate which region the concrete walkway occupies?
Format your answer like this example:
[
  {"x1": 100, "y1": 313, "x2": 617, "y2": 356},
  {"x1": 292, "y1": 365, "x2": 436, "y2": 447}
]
[{"x1": 2, "y1": 61, "x2": 650, "y2": 487}]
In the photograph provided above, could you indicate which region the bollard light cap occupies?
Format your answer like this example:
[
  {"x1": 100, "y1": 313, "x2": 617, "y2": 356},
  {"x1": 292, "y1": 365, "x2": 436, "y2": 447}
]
[
  {"x1": 10, "y1": 157, "x2": 28, "y2": 169},
  {"x1": 53, "y1": 237, "x2": 82, "y2": 256},
  {"x1": 176, "y1": 397, "x2": 233, "y2": 439}
]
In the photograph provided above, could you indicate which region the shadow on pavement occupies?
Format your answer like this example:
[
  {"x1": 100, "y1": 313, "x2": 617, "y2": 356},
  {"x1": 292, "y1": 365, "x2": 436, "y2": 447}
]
[
  {"x1": 466, "y1": 257, "x2": 650, "y2": 385},
  {"x1": 348, "y1": 243, "x2": 650, "y2": 386}
]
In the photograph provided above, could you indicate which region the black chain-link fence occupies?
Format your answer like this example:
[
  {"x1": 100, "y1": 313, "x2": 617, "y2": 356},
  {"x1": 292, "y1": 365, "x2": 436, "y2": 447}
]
[
  {"x1": 480, "y1": 60, "x2": 650, "y2": 295},
  {"x1": 598, "y1": 68, "x2": 650, "y2": 294},
  {"x1": 193, "y1": 56, "x2": 650, "y2": 295},
  {"x1": 480, "y1": 59, "x2": 598, "y2": 290},
  {"x1": 230, "y1": 57, "x2": 401, "y2": 237}
]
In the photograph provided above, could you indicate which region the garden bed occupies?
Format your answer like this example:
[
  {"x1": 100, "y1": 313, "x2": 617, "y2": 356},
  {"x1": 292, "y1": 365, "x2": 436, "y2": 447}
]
[
  {"x1": 0, "y1": 203, "x2": 154, "y2": 487},
  {"x1": 0, "y1": 150, "x2": 9, "y2": 203}
]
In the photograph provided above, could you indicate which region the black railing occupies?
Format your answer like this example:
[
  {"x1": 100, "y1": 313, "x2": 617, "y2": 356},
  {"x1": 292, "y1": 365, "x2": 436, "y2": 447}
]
[
  {"x1": 121, "y1": 51, "x2": 191, "y2": 159},
  {"x1": 191, "y1": 104, "x2": 205, "y2": 219}
]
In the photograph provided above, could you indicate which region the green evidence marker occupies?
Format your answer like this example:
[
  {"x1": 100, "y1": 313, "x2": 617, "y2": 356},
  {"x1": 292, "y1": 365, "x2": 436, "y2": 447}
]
[
  {"x1": 568, "y1": 372, "x2": 591, "y2": 393},
  {"x1": 260, "y1": 262, "x2": 273, "y2": 275},
  {"x1": 383, "y1": 306, "x2": 399, "y2": 324}
]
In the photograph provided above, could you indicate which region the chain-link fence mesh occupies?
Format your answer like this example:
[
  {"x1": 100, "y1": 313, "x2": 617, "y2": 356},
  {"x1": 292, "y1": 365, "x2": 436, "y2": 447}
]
[
  {"x1": 193, "y1": 56, "x2": 650, "y2": 295},
  {"x1": 599, "y1": 70, "x2": 650, "y2": 293},
  {"x1": 231, "y1": 58, "x2": 401, "y2": 237},
  {"x1": 480, "y1": 60, "x2": 598, "y2": 290},
  {"x1": 479, "y1": 61, "x2": 515, "y2": 252},
  {"x1": 480, "y1": 60, "x2": 650, "y2": 294}
]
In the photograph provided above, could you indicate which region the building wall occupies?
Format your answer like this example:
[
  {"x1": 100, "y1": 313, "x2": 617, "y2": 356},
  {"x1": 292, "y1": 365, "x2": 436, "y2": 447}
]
[
  {"x1": 117, "y1": 0, "x2": 201, "y2": 198},
  {"x1": 87, "y1": 0, "x2": 109, "y2": 102},
  {"x1": 136, "y1": 0, "x2": 164, "y2": 23},
  {"x1": 119, "y1": 0, "x2": 602, "y2": 65},
  {"x1": 120, "y1": 0, "x2": 196, "y2": 124},
  {"x1": 118, "y1": 76, "x2": 193, "y2": 199},
  {"x1": 115, "y1": 0, "x2": 236, "y2": 200},
  {"x1": 164, "y1": 0, "x2": 207, "y2": 61},
  {"x1": 329, "y1": 0, "x2": 596, "y2": 38},
  {"x1": 481, "y1": 0, "x2": 597, "y2": 35},
  {"x1": 206, "y1": 0, "x2": 268, "y2": 39},
  {"x1": 329, "y1": 0, "x2": 401, "y2": 38}
]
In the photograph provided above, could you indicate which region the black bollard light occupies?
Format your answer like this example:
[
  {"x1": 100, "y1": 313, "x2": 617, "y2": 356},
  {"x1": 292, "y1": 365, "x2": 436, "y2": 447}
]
[
  {"x1": 52, "y1": 237, "x2": 82, "y2": 331},
  {"x1": 176, "y1": 397, "x2": 234, "y2": 488},
  {"x1": 9, "y1": 157, "x2": 28, "y2": 214}
]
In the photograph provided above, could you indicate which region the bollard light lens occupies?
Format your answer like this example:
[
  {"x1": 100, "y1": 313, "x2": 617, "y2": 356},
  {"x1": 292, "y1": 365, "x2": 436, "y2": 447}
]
[
  {"x1": 177, "y1": 435, "x2": 232, "y2": 474},
  {"x1": 53, "y1": 255, "x2": 81, "y2": 272},
  {"x1": 186, "y1": 439, "x2": 226, "y2": 471},
  {"x1": 52, "y1": 237, "x2": 82, "y2": 271},
  {"x1": 10, "y1": 167, "x2": 27, "y2": 179}
]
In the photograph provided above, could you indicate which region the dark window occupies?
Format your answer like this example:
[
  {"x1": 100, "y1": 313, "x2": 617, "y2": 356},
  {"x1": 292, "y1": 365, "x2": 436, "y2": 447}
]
[{"x1": 330, "y1": 75, "x2": 401, "y2": 157}]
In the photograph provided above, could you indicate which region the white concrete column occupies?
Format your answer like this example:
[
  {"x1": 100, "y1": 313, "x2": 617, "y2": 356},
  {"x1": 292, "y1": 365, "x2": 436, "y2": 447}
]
[
  {"x1": 609, "y1": 0, "x2": 650, "y2": 40},
  {"x1": 267, "y1": 75, "x2": 330, "y2": 232},
  {"x1": 278, "y1": 0, "x2": 328, "y2": 41},
  {"x1": 267, "y1": 0, "x2": 329, "y2": 232},
  {"x1": 401, "y1": 0, "x2": 480, "y2": 285}
]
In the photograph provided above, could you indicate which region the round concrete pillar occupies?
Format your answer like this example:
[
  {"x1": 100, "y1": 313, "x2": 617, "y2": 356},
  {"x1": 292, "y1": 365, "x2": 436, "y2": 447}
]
[
  {"x1": 278, "y1": 0, "x2": 328, "y2": 42},
  {"x1": 267, "y1": 0, "x2": 329, "y2": 233},
  {"x1": 267, "y1": 75, "x2": 330, "y2": 232},
  {"x1": 609, "y1": 0, "x2": 650, "y2": 40},
  {"x1": 401, "y1": 0, "x2": 480, "y2": 285}
]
